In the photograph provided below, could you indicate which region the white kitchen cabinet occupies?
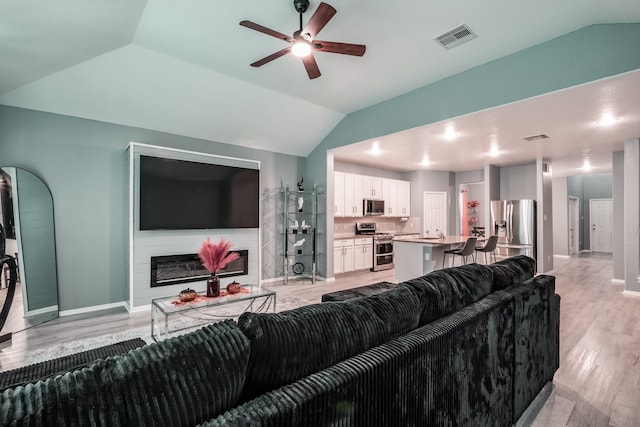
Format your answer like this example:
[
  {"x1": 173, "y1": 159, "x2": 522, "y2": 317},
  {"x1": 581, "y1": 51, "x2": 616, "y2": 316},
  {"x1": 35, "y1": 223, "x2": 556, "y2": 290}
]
[
  {"x1": 334, "y1": 239, "x2": 355, "y2": 274},
  {"x1": 397, "y1": 180, "x2": 411, "y2": 216},
  {"x1": 382, "y1": 178, "x2": 398, "y2": 216},
  {"x1": 334, "y1": 172, "x2": 345, "y2": 216},
  {"x1": 334, "y1": 172, "x2": 409, "y2": 218},
  {"x1": 344, "y1": 173, "x2": 363, "y2": 216},
  {"x1": 353, "y1": 238, "x2": 373, "y2": 271},
  {"x1": 382, "y1": 178, "x2": 410, "y2": 217},
  {"x1": 362, "y1": 175, "x2": 382, "y2": 199}
]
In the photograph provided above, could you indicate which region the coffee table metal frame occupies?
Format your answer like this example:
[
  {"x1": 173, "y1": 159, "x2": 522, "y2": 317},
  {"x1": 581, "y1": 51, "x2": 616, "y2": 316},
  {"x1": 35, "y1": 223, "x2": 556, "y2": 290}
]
[{"x1": 151, "y1": 285, "x2": 275, "y2": 341}]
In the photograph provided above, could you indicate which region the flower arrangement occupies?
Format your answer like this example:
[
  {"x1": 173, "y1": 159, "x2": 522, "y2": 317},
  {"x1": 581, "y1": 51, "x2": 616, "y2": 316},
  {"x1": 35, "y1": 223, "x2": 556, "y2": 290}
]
[
  {"x1": 467, "y1": 200, "x2": 480, "y2": 209},
  {"x1": 198, "y1": 237, "x2": 240, "y2": 274}
]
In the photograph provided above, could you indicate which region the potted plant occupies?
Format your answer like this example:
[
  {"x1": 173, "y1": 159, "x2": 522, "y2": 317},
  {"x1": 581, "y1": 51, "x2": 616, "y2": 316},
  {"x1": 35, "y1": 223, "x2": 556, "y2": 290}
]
[{"x1": 198, "y1": 237, "x2": 240, "y2": 297}]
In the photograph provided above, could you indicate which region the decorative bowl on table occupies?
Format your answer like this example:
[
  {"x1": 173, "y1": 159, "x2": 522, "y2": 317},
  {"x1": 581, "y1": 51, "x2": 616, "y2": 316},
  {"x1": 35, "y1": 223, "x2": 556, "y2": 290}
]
[
  {"x1": 226, "y1": 281, "x2": 243, "y2": 294},
  {"x1": 178, "y1": 288, "x2": 197, "y2": 302}
]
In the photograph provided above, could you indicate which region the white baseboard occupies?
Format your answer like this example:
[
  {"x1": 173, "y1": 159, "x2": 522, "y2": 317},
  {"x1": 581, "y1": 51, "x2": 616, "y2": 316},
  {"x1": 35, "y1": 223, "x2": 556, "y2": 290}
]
[
  {"x1": 24, "y1": 305, "x2": 58, "y2": 318},
  {"x1": 623, "y1": 289, "x2": 640, "y2": 298},
  {"x1": 59, "y1": 301, "x2": 128, "y2": 317},
  {"x1": 553, "y1": 254, "x2": 570, "y2": 259},
  {"x1": 124, "y1": 302, "x2": 151, "y2": 313},
  {"x1": 611, "y1": 278, "x2": 625, "y2": 284}
]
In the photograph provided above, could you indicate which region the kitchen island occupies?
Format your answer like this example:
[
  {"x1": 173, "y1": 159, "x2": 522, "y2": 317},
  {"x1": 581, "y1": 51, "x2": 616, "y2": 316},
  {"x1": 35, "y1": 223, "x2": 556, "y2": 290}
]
[{"x1": 393, "y1": 235, "x2": 481, "y2": 282}]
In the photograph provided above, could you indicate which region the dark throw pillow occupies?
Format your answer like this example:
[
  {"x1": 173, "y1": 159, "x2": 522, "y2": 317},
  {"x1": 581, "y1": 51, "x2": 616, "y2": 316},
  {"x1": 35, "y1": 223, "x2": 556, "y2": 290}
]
[
  {"x1": 238, "y1": 286, "x2": 421, "y2": 399},
  {"x1": 485, "y1": 255, "x2": 536, "y2": 291},
  {"x1": 400, "y1": 263, "x2": 494, "y2": 325}
]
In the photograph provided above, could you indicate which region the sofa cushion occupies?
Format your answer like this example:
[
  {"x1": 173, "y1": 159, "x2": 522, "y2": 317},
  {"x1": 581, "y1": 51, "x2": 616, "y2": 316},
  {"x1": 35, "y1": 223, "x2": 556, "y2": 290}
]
[
  {"x1": 237, "y1": 286, "x2": 421, "y2": 399},
  {"x1": 400, "y1": 263, "x2": 494, "y2": 325},
  {"x1": 0, "y1": 320, "x2": 250, "y2": 426},
  {"x1": 484, "y1": 255, "x2": 536, "y2": 291}
]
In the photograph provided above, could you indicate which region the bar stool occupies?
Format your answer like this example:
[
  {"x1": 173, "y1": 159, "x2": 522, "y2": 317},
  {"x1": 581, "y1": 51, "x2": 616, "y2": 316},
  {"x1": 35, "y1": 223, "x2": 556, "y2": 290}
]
[
  {"x1": 475, "y1": 235, "x2": 498, "y2": 264},
  {"x1": 443, "y1": 237, "x2": 477, "y2": 268}
]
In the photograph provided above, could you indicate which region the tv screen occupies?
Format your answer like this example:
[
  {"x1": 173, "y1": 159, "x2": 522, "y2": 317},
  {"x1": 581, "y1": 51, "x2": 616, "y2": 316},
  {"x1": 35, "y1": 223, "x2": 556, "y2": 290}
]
[{"x1": 139, "y1": 155, "x2": 259, "y2": 230}]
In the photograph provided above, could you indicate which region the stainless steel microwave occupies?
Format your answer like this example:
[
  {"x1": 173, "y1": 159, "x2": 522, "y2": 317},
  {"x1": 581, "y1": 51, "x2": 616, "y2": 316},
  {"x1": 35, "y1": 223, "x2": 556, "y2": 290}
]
[{"x1": 364, "y1": 199, "x2": 385, "y2": 216}]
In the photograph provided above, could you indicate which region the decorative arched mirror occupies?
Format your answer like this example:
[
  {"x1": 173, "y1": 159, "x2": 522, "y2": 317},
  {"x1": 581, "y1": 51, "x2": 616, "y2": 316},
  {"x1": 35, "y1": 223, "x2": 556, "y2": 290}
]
[{"x1": 0, "y1": 167, "x2": 58, "y2": 343}]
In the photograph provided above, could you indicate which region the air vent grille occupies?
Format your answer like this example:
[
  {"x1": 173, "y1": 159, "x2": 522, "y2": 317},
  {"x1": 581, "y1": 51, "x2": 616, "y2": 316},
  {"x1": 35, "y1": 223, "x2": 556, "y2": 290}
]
[
  {"x1": 435, "y1": 24, "x2": 477, "y2": 49},
  {"x1": 522, "y1": 134, "x2": 550, "y2": 142}
]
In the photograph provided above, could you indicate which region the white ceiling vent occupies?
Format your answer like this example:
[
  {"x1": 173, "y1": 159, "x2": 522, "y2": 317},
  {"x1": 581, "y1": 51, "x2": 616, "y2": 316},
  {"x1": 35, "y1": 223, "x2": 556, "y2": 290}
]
[
  {"x1": 434, "y1": 24, "x2": 477, "y2": 49},
  {"x1": 522, "y1": 134, "x2": 550, "y2": 142}
]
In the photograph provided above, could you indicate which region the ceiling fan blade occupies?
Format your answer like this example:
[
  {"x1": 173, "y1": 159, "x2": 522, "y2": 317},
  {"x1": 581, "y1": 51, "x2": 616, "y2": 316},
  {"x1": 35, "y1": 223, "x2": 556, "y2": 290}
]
[
  {"x1": 302, "y1": 2, "x2": 336, "y2": 39},
  {"x1": 250, "y1": 47, "x2": 292, "y2": 67},
  {"x1": 313, "y1": 40, "x2": 366, "y2": 56},
  {"x1": 301, "y1": 54, "x2": 321, "y2": 79},
  {"x1": 240, "y1": 20, "x2": 293, "y2": 43}
]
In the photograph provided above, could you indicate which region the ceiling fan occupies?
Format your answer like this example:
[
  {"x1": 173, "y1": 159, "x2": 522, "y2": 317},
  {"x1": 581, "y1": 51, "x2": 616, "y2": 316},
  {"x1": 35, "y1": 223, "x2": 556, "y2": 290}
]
[{"x1": 239, "y1": 0, "x2": 366, "y2": 79}]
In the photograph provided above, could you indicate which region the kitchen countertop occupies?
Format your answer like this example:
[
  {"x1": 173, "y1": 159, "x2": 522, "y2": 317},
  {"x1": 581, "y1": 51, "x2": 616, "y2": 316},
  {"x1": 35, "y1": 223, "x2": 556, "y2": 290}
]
[{"x1": 394, "y1": 235, "x2": 483, "y2": 245}]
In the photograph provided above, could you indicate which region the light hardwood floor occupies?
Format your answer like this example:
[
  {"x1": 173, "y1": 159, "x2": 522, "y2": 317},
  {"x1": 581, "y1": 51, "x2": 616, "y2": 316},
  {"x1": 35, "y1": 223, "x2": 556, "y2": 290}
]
[{"x1": 1, "y1": 254, "x2": 638, "y2": 426}]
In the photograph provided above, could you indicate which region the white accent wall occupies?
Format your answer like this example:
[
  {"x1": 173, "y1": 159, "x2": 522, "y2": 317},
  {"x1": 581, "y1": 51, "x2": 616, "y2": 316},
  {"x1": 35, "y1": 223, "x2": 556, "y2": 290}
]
[{"x1": 127, "y1": 143, "x2": 260, "y2": 309}]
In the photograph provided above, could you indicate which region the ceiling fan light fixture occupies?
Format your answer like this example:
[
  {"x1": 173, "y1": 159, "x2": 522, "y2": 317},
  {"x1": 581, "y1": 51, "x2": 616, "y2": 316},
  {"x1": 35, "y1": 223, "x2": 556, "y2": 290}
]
[{"x1": 292, "y1": 41, "x2": 311, "y2": 57}]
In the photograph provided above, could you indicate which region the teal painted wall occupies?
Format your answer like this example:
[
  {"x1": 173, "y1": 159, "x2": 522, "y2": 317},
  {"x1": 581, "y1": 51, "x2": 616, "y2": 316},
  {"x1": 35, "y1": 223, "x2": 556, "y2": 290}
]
[
  {"x1": 307, "y1": 24, "x2": 640, "y2": 271},
  {"x1": 0, "y1": 105, "x2": 303, "y2": 311},
  {"x1": 2, "y1": 24, "x2": 640, "y2": 309}
]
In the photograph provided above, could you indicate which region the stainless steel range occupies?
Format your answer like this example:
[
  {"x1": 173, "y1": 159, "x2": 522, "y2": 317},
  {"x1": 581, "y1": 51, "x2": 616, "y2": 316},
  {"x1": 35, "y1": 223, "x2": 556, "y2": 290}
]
[{"x1": 356, "y1": 222, "x2": 394, "y2": 272}]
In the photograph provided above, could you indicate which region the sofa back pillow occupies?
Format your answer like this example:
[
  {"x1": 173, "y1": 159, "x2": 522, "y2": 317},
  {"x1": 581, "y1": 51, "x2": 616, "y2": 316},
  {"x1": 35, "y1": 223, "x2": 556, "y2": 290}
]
[
  {"x1": 400, "y1": 263, "x2": 493, "y2": 325},
  {"x1": 238, "y1": 286, "x2": 421, "y2": 399},
  {"x1": 484, "y1": 255, "x2": 536, "y2": 291},
  {"x1": 0, "y1": 320, "x2": 250, "y2": 426}
]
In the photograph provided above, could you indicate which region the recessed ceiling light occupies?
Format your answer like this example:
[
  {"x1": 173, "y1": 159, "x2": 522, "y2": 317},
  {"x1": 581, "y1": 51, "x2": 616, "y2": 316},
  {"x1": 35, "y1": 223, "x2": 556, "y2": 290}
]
[
  {"x1": 370, "y1": 141, "x2": 381, "y2": 156},
  {"x1": 443, "y1": 125, "x2": 457, "y2": 141},
  {"x1": 420, "y1": 156, "x2": 430, "y2": 167},
  {"x1": 582, "y1": 158, "x2": 591, "y2": 171},
  {"x1": 597, "y1": 112, "x2": 618, "y2": 127},
  {"x1": 489, "y1": 144, "x2": 500, "y2": 157}
]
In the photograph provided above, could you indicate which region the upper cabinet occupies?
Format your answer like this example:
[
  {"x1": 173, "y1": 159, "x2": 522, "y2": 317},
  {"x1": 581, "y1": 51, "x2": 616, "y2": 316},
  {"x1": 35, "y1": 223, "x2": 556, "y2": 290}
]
[
  {"x1": 334, "y1": 172, "x2": 364, "y2": 217},
  {"x1": 382, "y1": 178, "x2": 410, "y2": 217},
  {"x1": 396, "y1": 180, "x2": 411, "y2": 217},
  {"x1": 335, "y1": 172, "x2": 410, "y2": 218},
  {"x1": 362, "y1": 176, "x2": 382, "y2": 199}
]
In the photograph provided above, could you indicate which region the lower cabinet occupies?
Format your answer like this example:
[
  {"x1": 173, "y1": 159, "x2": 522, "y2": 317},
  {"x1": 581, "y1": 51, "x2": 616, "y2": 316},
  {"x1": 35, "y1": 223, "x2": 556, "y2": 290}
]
[
  {"x1": 353, "y1": 238, "x2": 373, "y2": 271},
  {"x1": 334, "y1": 239, "x2": 354, "y2": 274},
  {"x1": 334, "y1": 238, "x2": 372, "y2": 274}
]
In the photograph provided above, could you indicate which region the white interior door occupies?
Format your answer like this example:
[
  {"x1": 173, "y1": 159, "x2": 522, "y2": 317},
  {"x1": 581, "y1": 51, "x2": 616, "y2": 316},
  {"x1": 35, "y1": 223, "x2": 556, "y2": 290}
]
[
  {"x1": 569, "y1": 196, "x2": 579, "y2": 255},
  {"x1": 423, "y1": 191, "x2": 447, "y2": 237},
  {"x1": 590, "y1": 198, "x2": 613, "y2": 253}
]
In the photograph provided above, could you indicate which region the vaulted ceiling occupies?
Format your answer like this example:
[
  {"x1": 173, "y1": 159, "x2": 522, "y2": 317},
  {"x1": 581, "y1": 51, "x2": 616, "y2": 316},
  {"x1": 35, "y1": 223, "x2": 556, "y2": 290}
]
[{"x1": 2, "y1": 1, "x2": 640, "y2": 176}]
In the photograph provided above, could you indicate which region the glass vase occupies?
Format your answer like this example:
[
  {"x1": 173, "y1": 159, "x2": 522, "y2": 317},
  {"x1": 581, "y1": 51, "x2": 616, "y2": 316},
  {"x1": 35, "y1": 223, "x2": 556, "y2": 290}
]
[{"x1": 206, "y1": 273, "x2": 220, "y2": 297}]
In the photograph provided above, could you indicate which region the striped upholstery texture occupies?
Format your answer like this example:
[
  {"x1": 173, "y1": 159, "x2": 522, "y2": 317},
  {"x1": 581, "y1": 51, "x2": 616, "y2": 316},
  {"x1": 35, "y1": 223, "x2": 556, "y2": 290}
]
[
  {"x1": 205, "y1": 292, "x2": 517, "y2": 427},
  {"x1": 484, "y1": 255, "x2": 536, "y2": 291},
  {"x1": 400, "y1": 262, "x2": 495, "y2": 325},
  {"x1": 237, "y1": 286, "x2": 422, "y2": 400},
  {"x1": 1, "y1": 256, "x2": 559, "y2": 427},
  {"x1": 0, "y1": 321, "x2": 250, "y2": 427}
]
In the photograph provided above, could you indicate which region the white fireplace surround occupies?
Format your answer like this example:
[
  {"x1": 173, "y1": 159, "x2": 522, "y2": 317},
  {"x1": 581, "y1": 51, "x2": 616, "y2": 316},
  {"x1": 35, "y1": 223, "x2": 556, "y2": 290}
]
[{"x1": 127, "y1": 143, "x2": 261, "y2": 310}]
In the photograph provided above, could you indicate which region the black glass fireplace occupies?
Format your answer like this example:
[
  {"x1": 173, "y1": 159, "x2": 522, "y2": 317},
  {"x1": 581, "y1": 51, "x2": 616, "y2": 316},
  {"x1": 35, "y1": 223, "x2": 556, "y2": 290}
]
[{"x1": 150, "y1": 250, "x2": 248, "y2": 287}]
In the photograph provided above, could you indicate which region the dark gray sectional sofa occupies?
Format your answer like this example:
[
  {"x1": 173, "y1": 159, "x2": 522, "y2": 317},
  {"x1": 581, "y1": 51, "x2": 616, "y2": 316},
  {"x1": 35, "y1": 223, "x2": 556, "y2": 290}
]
[{"x1": 0, "y1": 255, "x2": 559, "y2": 426}]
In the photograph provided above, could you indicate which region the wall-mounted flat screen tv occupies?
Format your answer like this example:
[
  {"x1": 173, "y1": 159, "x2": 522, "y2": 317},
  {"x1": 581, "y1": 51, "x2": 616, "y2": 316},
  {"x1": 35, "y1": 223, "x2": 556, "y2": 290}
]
[{"x1": 139, "y1": 155, "x2": 259, "y2": 230}]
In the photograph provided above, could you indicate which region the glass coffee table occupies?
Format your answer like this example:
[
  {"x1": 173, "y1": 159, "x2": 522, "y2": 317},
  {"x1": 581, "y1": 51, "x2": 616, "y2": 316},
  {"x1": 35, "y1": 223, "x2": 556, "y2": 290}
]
[{"x1": 151, "y1": 285, "x2": 276, "y2": 341}]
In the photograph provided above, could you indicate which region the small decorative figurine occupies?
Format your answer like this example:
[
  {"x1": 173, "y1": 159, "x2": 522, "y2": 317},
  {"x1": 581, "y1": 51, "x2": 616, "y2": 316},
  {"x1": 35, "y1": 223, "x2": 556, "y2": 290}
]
[
  {"x1": 226, "y1": 281, "x2": 242, "y2": 294},
  {"x1": 297, "y1": 175, "x2": 304, "y2": 191},
  {"x1": 298, "y1": 196, "x2": 304, "y2": 212}
]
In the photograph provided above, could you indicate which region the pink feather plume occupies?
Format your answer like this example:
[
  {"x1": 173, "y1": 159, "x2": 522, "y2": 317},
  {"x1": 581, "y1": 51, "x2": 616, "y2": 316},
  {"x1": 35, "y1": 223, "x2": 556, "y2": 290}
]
[{"x1": 198, "y1": 237, "x2": 240, "y2": 274}]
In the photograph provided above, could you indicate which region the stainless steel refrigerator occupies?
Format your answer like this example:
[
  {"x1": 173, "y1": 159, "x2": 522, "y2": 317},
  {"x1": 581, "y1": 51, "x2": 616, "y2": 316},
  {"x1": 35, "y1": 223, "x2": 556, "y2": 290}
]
[{"x1": 490, "y1": 199, "x2": 536, "y2": 260}]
